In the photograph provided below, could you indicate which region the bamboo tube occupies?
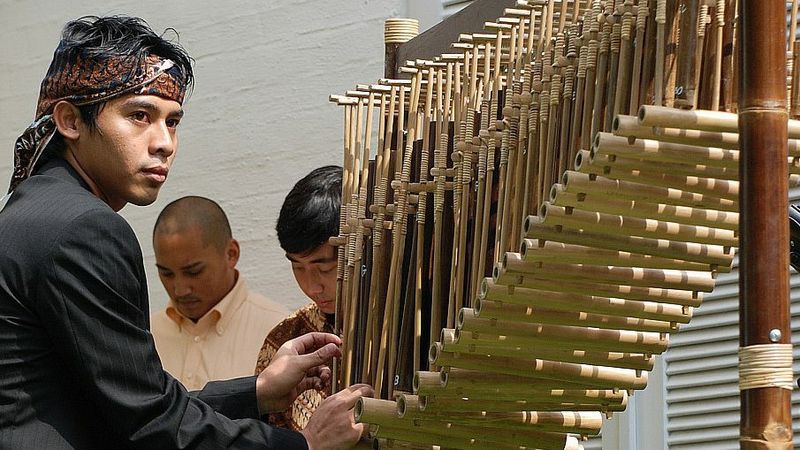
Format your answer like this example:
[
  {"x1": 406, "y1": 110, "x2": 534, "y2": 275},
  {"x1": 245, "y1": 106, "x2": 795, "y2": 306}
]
[
  {"x1": 418, "y1": 371, "x2": 626, "y2": 407},
  {"x1": 503, "y1": 251, "x2": 715, "y2": 291},
  {"x1": 570, "y1": 43, "x2": 587, "y2": 157},
  {"x1": 639, "y1": 104, "x2": 800, "y2": 137},
  {"x1": 550, "y1": 180, "x2": 739, "y2": 231},
  {"x1": 375, "y1": 418, "x2": 569, "y2": 450},
  {"x1": 356, "y1": 397, "x2": 402, "y2": 424},
  {"x1": 447, "y1": 328, "x2": 656, "y2": 371},
  {"x1": 605, "y1": 21, "x2": 622, "y2": 131},
  {"x1": 628, "y1": 2, "x2": 648, "y2": 113},
  {"x1": 539, "y1": 201, "x2": 736, "y2": 247},
  {"x1": 737, "y1": 0, "x2": 796, "y2": 450},
  {"x1": 364, "y1": 87, "x2": 398, "y2": 384},
  {"x1": 413, "y1": 66, "x2": 436, "y2": 380},
  {"x1": 475, "y1": 34, "x2": 503, "y2": 305},
  {"x1": 792, "y1": 41, "x2": 800, "y2": 119},
  {"x1": 421, "y1": 379, "x2": 627, "y2": 412},
  {"x1": 579, "y1": 157, "x2": 740, "y2": 204},
  {"x1": 560, "y1": 170, "x2": 738, "y2": 213},
  {"x1": 558, "y1": 36, "x2": 577, "y2": 178},
  {"x1": 495, "y1": 79, "x2": 516, "y2": 267},
  {"x1": 673, "y1": 0, "x2": 699, "y2": 108},
  {"x1": 591, "y1": 20, "x2": 612, "y2": 141},
  {"x1": 738, "y1": 1, "x2": 793, "y2": 446},
  {"x1": 519, "y1": 234, "x2": 712, "y2": 271},
  {"x1": 442, "y1": 367, "x2": 622, "y2": 392},
  {"x1": 431, "y1": 342, "x2": 650, "y2": 390},
  {"x1": 525, "y1": 215, "x2": 734, "y2": 268},
  {"x1": 431, "y1": 62, "x2": 453, "y2": 363},
  {"x1": 653, "y1": 0, "x2": 666, "y2": 105},
  {"x1": 410, "y1": 409, "x2": 604, "y2": 436},
  {"x1": 377, "y1": 71, "x2": 422, "y2": 397},
  {"x1": 711, "y1": 0, "x2": 725, "y2": 110},
  {"x1": 420, "y1": 392, "x2": 627, "y2": 415},
  {"x1": 480, "y1": 276, "x2": 692, "y2": 323},
  {"x1": 373, "y1": 438, "x2": 433, "y2": 450},
  {"x1": 510, "y1": 78, "x2": 530, "y2": 252},
  {"x1": 474, "y1": 291, "x2": 676, "y2": 333},
  {"x1": 612, "y1": 114, "x2": 739, "y2": 149},
  {"x1": 457, "y1": 308, "x2": 668, "y2": 354},
  {"x1": 613, "y1": 7, "x2": 634, "y2": 119},
  {"x1": 581, "y1": 39, "x2": 600, "y2": 151},
  {"x1": 494, "y1": 265, "x2": 701, "y2": 307},
  {"x1": 593, "y1": 132, "x2": 739, "y2": 170}
]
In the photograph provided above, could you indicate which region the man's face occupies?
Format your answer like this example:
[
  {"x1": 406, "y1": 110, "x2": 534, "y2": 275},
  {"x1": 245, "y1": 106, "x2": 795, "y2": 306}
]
[
  {"x1": 154, "y1": 226, "x2": 239, "y2": 321},
  {"x1": 287, "y1": 243, "x2": 338, "y2": 314},
  {"x1": 73, "y1": 94, "x2": 183, "y2": 211}
]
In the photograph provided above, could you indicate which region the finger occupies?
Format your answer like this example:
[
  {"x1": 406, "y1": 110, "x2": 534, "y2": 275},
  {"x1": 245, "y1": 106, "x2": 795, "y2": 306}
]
[
  {"x1": 288, "y1": 332, "x2": 342, "y2": 355},
  {"x1": 295, "y1": 375, "x2": 323, "y2": 393},
  {"x1": 293, "y1": 342, "x2": 342, "y2": 373},
  {"x1": 355, "y1": 422, "x2": 368, "y2": 440},
  {"x1": 333, "y1": 384, "x2": 373, "y2": 408}
]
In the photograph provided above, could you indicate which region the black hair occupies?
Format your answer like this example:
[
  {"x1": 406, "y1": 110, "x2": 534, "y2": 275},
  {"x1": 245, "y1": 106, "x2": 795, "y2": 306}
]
[
  {"x1": 277, "y1": 165, "x2": 343, "y2": 254},
  {"x1": 154, "y1": 196, "x2": 232, "y2": 251},
  {"x1": 42, "y1": 15, "x2": 194, "y2": 156}
]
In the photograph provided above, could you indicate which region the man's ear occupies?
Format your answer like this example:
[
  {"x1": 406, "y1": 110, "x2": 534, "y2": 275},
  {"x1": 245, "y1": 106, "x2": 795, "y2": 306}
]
[
  {"x1": 227, "y1": 239, "x2": 241, "y2": 267},
  {"x1": 52, "y1": 101, "x2": 82, "y2": 141}
]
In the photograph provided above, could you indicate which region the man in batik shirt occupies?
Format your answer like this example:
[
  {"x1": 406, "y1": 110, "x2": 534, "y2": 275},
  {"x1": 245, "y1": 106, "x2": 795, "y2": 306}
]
[{"x1": 256, "y1": 165, "x2": 342, "y2": 430}]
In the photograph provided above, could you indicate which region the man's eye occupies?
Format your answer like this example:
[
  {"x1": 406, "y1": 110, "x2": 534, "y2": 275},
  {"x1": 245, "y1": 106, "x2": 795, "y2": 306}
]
[
  {"x1": 166, "y1": 118, "x2": 181, "y2": 128},
  {"x1": 131, "y1": 111, "x2": 147, "y2": 122}
]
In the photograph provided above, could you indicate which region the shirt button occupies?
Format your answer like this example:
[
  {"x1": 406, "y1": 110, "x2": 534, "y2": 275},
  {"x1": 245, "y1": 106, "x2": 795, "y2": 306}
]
[{"x1": 194, "y1": 336, "x2": 200, "y2": 342}]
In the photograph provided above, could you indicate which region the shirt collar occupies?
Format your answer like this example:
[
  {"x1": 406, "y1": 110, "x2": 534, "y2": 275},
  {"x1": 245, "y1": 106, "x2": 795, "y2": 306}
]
[{"x1": 165, "y1": 271, "x2": 249, "y2": 335}]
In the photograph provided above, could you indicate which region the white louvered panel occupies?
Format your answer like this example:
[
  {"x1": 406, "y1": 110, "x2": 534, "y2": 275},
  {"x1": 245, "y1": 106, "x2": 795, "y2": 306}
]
[
  {"x1": 664, "y1": 196, "x2": 800, "y2": 450},
  {"x1": 442, "y1": 0, "x2": 473, "y2": 18}
]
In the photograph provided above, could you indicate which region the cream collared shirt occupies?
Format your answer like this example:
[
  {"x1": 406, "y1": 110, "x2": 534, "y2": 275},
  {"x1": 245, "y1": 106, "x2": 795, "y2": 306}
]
[{"x1": 150, "y1": 275, "x2": 289, "y2": 390}]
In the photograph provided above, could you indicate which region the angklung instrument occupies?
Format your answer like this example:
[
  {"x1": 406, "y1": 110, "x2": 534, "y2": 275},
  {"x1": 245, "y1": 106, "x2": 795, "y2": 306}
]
[{"x1": 327, "y1": 1, "x2": 797, "y2": 448}]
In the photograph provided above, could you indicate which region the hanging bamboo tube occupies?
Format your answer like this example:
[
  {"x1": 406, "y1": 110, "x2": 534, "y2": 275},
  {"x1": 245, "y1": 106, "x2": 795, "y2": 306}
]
[
  {"x1": 590, "y1": 15, "x2": 612, "y2": 140},
  {"x1": 412, "y1": 65, "x2": 436, "y2": 380},
  {"x1": 376, "y1": 70, "x2": 422, "y2": 398},
  {"x1": 468, "y1": 37, "x2": 494, "y2": 309},
  {"x1": 738, "y1": 1, "x2": 793, "y2": 448},
  {"x1": 628, "y1": 2, "x2": 648, "y2": 113},
  {"x1": 430, "y1": 61, "x2": 453, "y2": 367},
  {"x1": 604, "y1": 17, "x2": 622, "y2": 131},
  {"x1": 614, "y1": 2, "x2": 635, "y2": 119},
  {"x1": 363, "y1": 86, "x2": 398, "y2": 384},
  {"x1": 653, "y1": 0, "x2": 667, "y2": 105}
]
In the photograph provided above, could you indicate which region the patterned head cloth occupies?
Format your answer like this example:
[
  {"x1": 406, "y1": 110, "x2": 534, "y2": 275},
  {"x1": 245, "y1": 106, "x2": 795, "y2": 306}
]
[{"x1": 9, "y1": 53, "x2": 187, "y2": 193}]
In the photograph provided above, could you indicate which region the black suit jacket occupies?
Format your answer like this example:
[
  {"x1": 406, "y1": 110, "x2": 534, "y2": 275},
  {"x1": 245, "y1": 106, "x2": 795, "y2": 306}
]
[{"x1": 0, "y1": 159, "x2": 308, "y2": 449}]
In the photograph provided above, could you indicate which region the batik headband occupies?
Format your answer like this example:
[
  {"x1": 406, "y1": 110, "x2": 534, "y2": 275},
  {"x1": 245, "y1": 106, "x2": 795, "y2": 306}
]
[{"x1": 9, "y1": 54, "x2": 187, "y2": 193}]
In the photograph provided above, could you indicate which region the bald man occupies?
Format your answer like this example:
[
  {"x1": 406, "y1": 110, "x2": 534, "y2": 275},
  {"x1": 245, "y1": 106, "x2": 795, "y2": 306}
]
[{"x1": 150, "y1": 196, "x2": 290, "y2": 390}]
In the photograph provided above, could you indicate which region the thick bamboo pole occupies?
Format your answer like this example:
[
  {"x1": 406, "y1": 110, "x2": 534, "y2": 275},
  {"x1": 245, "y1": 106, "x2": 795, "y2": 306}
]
[{"x1": 738, "y1": 1, "x2": 793, "y2": 448}]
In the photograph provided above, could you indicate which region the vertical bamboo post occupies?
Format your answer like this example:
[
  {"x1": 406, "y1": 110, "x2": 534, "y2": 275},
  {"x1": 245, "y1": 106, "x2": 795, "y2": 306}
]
[{"x1": 738, "y1": 1, "x2": 793, "y2": 448}]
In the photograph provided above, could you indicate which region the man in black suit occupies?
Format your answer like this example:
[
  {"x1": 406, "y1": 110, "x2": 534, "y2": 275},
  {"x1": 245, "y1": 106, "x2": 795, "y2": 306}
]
[{"x1": 0, "y1": 15, "x2": 370, "y2": 449}]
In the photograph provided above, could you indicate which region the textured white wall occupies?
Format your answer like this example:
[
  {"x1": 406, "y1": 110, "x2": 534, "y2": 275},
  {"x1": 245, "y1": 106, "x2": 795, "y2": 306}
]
[{"x1": 0, "y1": 0, "x2": 407, "y2": 312}]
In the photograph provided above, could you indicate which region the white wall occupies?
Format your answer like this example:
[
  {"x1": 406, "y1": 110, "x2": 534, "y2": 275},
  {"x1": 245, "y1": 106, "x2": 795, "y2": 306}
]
[{"x1": 0, "y1": 0, "x2": 407, "y2": 312}]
